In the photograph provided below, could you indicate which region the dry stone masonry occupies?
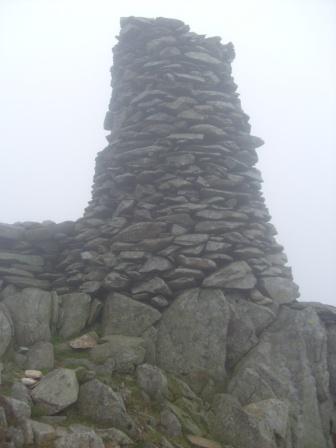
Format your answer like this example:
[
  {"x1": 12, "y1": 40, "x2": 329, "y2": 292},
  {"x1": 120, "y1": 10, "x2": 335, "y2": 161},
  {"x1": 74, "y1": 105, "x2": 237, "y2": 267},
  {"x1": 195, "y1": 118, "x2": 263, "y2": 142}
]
[{"x1": 1, "y1": 16, "x2": 336, "y2": 448}]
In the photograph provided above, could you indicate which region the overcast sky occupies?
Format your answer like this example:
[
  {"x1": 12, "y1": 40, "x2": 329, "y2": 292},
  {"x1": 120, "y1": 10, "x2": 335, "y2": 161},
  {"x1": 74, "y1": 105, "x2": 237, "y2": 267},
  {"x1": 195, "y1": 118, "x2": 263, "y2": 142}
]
[{"x1": 0, "y1": 0, "x2": 335, "y2": 305}]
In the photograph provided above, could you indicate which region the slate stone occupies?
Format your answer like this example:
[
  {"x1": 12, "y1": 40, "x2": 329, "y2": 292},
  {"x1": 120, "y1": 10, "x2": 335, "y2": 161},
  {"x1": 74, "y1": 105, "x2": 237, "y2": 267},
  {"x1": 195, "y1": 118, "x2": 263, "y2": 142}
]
[
  {"x1": 0, "y1": 224, "x2": 24, "y2": 240},
  {"x1": 132, "y1": 277, "x2": 172, "y2": 297},
  {"x1": 116, "y1": 222, "x2": 167, "y2": 242},
  {"x1": 203, "y1": 261, "x2": 257, "y2": 289}
]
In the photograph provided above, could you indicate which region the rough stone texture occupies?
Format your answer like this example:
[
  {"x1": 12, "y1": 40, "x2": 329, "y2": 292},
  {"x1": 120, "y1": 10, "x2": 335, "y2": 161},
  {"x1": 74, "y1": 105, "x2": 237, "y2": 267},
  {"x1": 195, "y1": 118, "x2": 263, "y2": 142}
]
[
  {"x1": 90, "y1": 335, "x2": 146, "y2": 371},
  {"x1": 54, "y1": 430, "x2": 104, "y2": 448},
  {"x1": 58, "y1": 293, "x2": 91, "y2": 339},
  {"x1": 102, "y1": 293, "x2": 161, "y2": 337},
  {"x1": 203, "y1": 261, "x2": 256, "y2": 289},
  {"x1": 226, "y1": 306, "x2": 332, "y2": 447},
  {"x1": 78, "y1": 379, "x2": 134, "y2": 433},
  {"x1": 30, "y1": 420, "x2": 56, "y2": 447},
  {"x1": 3, "y1": 288, "x2": 52, "y2": 346},
  {"x1": 210, "y1": 393, "x2": 277, "y2": 447},
  {"x1": 31, "y1": 368, "x2": 79, "y2": 415},
  {"x1": 0, "y1": 304, "x2": 12, "y2": 358},
  {"x1": 25, "y1": 342, "x2": 54, "y2": 370},
  {"x1": 136, "y1": 363, "x2": 168, "y2": 401},
  {"x1": 156, "y1": 288, "x2": 230, "y2": 382}
]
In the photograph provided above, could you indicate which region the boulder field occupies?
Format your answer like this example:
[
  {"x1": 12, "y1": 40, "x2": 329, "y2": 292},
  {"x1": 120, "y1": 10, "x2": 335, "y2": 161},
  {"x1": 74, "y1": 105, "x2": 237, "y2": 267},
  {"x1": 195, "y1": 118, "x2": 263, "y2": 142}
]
[{"x1": 1, "y1": 16, "x2": 335, "y2": 448}]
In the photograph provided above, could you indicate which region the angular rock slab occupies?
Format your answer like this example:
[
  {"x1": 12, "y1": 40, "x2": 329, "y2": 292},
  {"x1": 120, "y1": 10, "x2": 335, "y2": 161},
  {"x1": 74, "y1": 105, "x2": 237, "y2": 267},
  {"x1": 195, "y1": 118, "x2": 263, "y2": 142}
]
[
  {"x1": 203, "y1": 261, "x2": 256, "y2": 289},
  {"x1": 31, "y1": 368, "x2": 79, "y2": 415},
  {"x1": 102, "y1": 292, "x2": 161, "y2": 337},
  {"x1": 3, "y1": 288, "x2": 52, "y2": 346},
  {"x1": 78, "y1": 379, "x2": 134, "y2": 433},
  {"x1": 227, "y1": 306, "x2": 331, "y2": 447},
  {"x1": 259, "y1": 276, "x2": 299, "y2": 304},
  {"x1": 156, "y1": 288, "x2": 230, "y2": 382}
]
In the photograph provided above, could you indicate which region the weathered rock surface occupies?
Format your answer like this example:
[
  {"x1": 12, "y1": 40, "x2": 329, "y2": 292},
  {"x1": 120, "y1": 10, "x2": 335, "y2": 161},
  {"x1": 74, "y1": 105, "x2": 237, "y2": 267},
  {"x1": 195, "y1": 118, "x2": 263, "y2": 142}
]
[
  {"x1": 31, "y1": 368, "x2": 79, "y2": 414},
  {"x1": 58, "y1": 293, "x2": 91, "y2": 339},
  {"x1": 0, "y1": 304, "x2": 12, "y2": 358},
  {"x1": 156, "y1": 288, "x2": 230, "y2": 382},
  {"x1": 90, "y1": 335, "x2": 146, "y2": 371},
  {"x1": 25, "y1": 341, "x2": 54, "y2": 370},
  {"x1": 102, "y1": 293, "x2": 161, "y2": 337},
  {"x1": 3, "y1": 288, "x2": 52, "y2": 346},
  {"x1": 78, "y1": 379, "x2": 134, "y2": 432}
]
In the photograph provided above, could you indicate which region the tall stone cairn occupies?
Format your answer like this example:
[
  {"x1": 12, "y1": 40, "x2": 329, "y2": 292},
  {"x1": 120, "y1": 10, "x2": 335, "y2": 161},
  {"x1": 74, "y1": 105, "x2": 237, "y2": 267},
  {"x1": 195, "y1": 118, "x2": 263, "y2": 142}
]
[
  {"x1": 82, "y1": 16, "x2": 299, "y2": 307},
  {"x1": 2, "y1": 17, "x2": 336, "y2": 448}
]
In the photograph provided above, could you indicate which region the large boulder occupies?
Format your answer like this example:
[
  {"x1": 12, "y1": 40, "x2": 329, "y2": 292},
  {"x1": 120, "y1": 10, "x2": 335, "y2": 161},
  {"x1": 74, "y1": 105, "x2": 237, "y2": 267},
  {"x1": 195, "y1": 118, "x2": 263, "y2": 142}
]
[
  {"x1": 31, "y1": 368, "x2": 79, "y2": 415},
  {"x1": 226, "y1": 306, "x2": 331, "y2": 447},
  {"x1": 102, "y1": 293, "x2": 161, "y2": 337},
  {"x1": 58, "y1": 293, "x2": 91, "y2": 339},
  {"x1": 77, "y1": 379, "x2": 135, "y2": 433},
  {"x1": 156, "y1": 288, "x2": 230, "y2": 382},
  {"x1": 3, "y1": 288, "x2": 52, "y2": 346},
  {"x1": 225, "y1": 294, "x2": 276, "y2": 369}
]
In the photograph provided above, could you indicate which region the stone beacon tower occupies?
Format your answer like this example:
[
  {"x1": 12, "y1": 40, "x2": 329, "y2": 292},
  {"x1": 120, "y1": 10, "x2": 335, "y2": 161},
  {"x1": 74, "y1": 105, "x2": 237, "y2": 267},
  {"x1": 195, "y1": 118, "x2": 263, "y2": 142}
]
[
  {"x1": 85, "y1": 16, "x2": 299, "y2": 305},
  {"x1": 1, "y1": 16, "x2": 336, "y2": 448}
]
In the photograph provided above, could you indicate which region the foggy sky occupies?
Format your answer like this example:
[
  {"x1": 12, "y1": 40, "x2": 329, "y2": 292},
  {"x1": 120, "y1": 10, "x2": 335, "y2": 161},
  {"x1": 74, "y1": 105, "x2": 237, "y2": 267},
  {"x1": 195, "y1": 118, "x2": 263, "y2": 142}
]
[{"x1": 0, "y1": 0, "x2": 335, "y2": 305}]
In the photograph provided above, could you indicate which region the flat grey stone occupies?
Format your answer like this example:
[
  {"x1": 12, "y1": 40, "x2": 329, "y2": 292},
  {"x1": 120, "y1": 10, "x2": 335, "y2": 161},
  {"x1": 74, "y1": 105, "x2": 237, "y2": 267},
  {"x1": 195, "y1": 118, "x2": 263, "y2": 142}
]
[
  {"x1": 132, "y1": 277, "x2": 171, "y2": 297},
  {"x1": 185, "y1": 51, "x2": 222, "y2": 65},
  {"x1": 140, "y1": 256, "x2": 173, "y2": 273},
  {"x1": 0, "y1": 252, "x2": 43, "y2": 266},
  {"x1": 104, "y1": 272, "x2": 129, "y2": 290},
  {"x1": 203, "y1": 261, "x2": 257, "y2": 289},
  {"x1": 116, "y1": 222, "x2": 166, "y2": 242}
]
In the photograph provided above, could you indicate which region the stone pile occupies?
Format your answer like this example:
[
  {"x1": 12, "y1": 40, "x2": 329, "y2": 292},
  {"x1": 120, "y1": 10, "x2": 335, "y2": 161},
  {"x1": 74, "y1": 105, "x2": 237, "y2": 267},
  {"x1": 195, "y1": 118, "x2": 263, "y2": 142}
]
[
  {"x1": 1, "y1": 16, "x2": 336, "y2": 448},
  {"x1": 0, "y1": 221, "x2": 74, "y2": 292},
  {"x1": 55, "y1": 16, "x2": 299, "y2": 309}
]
